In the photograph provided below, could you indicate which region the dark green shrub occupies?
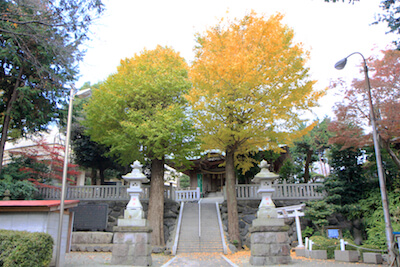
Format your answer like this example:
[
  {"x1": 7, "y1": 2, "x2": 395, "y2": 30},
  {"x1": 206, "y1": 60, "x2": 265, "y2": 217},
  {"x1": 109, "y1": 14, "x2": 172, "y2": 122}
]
[
  {"x1": 0, "y1": 230, "x2": 53, "y2": 267},
  {"x1": 310, "y1": 235, "x2": 339, "y2": 259},
  {"x1": 0, "y1": 175, "x2": 38, "y2": 200}
]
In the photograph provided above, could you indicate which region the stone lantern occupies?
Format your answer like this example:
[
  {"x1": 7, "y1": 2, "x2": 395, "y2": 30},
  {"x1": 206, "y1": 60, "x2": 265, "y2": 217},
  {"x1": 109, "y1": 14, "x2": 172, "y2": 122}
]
[
  {"x1": 117, "y1": 160, "x2": 149, "y2": 227},
  {"x1": 250, "y1": 160, "x2": 291, "y2": 265},
  {"x1": 112, "y1": 160, "x2": 152, "y2": 266},
  {"x1": 251, "y1": 159, "x2": 283, "y2": 226}
]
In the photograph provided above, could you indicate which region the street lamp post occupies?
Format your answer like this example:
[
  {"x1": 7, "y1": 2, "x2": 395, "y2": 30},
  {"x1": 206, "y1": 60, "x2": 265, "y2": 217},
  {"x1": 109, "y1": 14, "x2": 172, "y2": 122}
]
[
  {"x1": 55, "y1": 87, "x2": 91, "y2": 267},
  {"x1": 335, "y1": 52, "x2": 399, "y2": 266}
]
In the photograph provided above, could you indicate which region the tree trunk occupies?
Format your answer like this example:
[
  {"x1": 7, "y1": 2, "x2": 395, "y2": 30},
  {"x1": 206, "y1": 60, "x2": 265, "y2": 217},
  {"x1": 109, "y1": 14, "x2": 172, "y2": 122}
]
[
  {"x1": 225, "y1": 149, "x2": 241, "y2": 248},
  {"x1": 303, "y1": 149, "x2": 313, "y2": 183},
  {"x1": 147, "y1": 157, "x2": 165, "y2": 246},
  {"x1": 380, "y1": 136, "x2": 400, "y2": 170},
  {"x1": 0, "y1": 68, "x2": 23, "y2": 174},
  {"x1": 99, "y1": 168, "x2": 105, "y2": 185},
  {"x1": 90, "y1": 168, "x2": 97, "y2": 185}
]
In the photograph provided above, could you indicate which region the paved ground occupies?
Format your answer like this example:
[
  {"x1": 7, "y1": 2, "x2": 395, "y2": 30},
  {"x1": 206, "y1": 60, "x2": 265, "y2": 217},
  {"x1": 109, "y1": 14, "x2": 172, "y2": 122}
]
[{"x1": 64, "y1": 251, "x2": 388, "y2": 267}]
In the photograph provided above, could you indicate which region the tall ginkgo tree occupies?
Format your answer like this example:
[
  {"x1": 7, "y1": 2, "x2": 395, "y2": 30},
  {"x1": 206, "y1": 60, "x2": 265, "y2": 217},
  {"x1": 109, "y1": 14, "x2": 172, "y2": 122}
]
[
  {"x1": 84, "y1": 46, "x2": 198, "y2": 246},
  {"x1": 186, "y1": 12, "x2": 323, "y2": 246}
]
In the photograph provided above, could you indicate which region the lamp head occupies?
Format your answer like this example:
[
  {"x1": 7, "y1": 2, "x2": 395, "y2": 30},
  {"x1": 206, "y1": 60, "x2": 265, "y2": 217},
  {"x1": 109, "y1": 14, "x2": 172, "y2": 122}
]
[
  {"x1": 334, "y1": 58, "x2": 347, "y2": 70},
  {"x1": 76, "y1": 88, "x2": 92, "y2": 99}
]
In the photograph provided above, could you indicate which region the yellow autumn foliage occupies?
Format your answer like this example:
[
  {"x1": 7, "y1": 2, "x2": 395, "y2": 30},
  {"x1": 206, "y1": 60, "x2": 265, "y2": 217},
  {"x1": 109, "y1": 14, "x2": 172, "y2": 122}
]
[{"x1": 187, "y1": 11, "x2": 324, "y2": 173}]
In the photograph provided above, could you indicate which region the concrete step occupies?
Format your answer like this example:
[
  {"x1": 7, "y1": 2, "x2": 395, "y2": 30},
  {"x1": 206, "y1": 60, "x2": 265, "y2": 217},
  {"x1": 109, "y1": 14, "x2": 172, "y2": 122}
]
[{"x1": 177, "y1": 202, "x2": 224, "y2": 253}]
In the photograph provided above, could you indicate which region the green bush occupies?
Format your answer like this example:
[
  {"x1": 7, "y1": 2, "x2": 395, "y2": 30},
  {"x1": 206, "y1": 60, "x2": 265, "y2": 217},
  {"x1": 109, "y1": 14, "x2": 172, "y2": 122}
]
[
  {"x1": 0, "y1": 230, "x2": 53, "y2": 267},
  {"x1": 0, "y1": 175, "x2": 38, "y2": 200},
  {"x1": 302, "y1": 226, "x2": 314, "y2": 238},
  {"x1": 310, "y1": 235, "x2": 340, "y2": 259}
]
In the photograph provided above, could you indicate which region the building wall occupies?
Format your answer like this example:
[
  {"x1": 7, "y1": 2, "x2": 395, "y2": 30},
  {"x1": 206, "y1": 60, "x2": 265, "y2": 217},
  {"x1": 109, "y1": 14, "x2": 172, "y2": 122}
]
[
  {"x1": 188, "y1": 171, "x2": 225, "y2": 195},
  {"x1": 0, "y1": 211, "x2": 72, "y2": 267}
]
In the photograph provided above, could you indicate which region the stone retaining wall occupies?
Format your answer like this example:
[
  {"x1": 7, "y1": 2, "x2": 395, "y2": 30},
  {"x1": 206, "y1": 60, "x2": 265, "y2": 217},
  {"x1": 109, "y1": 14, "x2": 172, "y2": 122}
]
[
  {"x1": 74, "y1": 199, "x2": 303, "y2": 252},
  {"x1": 74, "y1": 199, "x2": 180, "y2": 247},
  {"x1": 220, "y1": 200, "x2": 304, "y2": 249}
]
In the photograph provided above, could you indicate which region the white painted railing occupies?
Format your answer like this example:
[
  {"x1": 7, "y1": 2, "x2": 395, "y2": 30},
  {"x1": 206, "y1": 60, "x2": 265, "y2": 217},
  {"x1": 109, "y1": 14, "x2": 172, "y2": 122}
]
[
  {"x1": 172, "y1": 202, "x2": 184, "y2": 255},
  {"x1": 37, "y1": 184, "x2": 172, "y2": 201},
  {"x1": 37, "y1": 181, "x2": 323, "y2": 201},
  {"x1": 175, "y1": 187, "x2": 200, "y2": 202},
  {"x1": 215, "y1": 202, "x2": 228, "y2": 254},
  {"x1": 233, "y1": 181, "x2": 324, "y2": 200}
]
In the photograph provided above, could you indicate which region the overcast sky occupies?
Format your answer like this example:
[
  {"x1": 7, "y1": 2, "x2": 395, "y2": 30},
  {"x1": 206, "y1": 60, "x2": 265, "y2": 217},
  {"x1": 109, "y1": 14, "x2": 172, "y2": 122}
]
[{"x1": 76, "y1": 0, "x2": 395, "y2": 120}]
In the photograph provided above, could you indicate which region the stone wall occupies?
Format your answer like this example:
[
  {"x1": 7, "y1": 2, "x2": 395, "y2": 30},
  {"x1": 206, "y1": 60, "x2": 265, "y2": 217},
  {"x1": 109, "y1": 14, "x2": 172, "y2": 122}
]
[
  {"x1": 220, "y1": 200, "x2": 304, "y2": 250},
  {"x1": 75, "y1": 199, "x2": 180, "y2": 247}
]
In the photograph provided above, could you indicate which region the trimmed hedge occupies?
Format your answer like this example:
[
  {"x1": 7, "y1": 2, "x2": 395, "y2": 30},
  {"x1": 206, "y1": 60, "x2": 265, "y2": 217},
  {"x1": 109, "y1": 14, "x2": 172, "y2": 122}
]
[{"x1": 0, "y1": 230, "x2": 53, "y2": 267}]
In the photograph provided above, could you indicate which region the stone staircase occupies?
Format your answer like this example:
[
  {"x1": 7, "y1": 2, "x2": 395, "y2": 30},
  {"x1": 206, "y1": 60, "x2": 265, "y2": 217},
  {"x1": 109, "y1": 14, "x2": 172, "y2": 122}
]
[{"x1": 177, "y1": 202, "x2": 224, "y2": 253}]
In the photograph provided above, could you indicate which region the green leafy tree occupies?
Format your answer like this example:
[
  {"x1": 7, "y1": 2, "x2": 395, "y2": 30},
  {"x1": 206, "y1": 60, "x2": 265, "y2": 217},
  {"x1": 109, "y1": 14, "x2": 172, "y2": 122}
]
[
  {"x1": 305, "y1": 200, "x2": 335, "y2": 235},
  {"x1": 71, "y1": 124, "x2": 124, "y2": 185},
  {"x1": 236, "y1": 150, "x2": 282, "y2": 184},
  {"x1": 69, "y1": 82, "x2": 125, "y2": 185},
  {"x1": 0, "y1": 0, "x2": 104, "y2": 174},
  {"x1": 279, "y1": 157, "x2": 302, "y2": 183},
  {"x1": 306, "y1": 144, "x2": 368, "y2": 242},
  {"x1": 84, "y1": 46, "x2": 199, "y2": 246},
  {"x1": 360, "y1": 190, "x2": 400, "y2": 249},
  {"x1": 179, "y1": 174, "x2": 190, "y2": 189},
  {"x1": 187, "y1": 12, "x2": 323, "y2": 246},
  {"x1": 287, "y1": 118, "x2": 332, "y2": 182},
  {"x1": 324, "y1": 145, "x2": 367, "y2": 212}
]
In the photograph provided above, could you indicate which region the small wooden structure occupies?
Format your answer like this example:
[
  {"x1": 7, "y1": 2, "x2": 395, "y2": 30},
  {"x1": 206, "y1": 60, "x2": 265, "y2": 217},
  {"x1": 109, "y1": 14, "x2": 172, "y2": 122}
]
[
  {"x1": 0, "y1": 200, "x2": 79, "y2": 267},
  {"x1": 183, "y1": 152, "x2": 226, "y2": 196}
]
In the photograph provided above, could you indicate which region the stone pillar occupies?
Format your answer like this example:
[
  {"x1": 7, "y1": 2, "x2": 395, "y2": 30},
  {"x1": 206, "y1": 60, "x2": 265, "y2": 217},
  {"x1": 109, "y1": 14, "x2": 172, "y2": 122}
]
[
  {"x1": 250, "y1": 160, "x2": 291, "y2": 265},
  {"x1": 112, "y1": 226, "x2": 152, "y2": 266},
  {"x1": 111, "y1": 161, "x2": 152, "y2": 266}
]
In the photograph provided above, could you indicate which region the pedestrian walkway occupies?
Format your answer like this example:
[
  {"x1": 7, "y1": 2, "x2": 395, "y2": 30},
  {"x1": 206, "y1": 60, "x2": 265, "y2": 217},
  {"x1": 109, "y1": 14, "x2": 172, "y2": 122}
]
[
  {"x1": 64, "y1": 251, "x2": 388, "y2": 267},
  {"x1": 163, "y1": 252, "x2": 233, "y2": 267}
]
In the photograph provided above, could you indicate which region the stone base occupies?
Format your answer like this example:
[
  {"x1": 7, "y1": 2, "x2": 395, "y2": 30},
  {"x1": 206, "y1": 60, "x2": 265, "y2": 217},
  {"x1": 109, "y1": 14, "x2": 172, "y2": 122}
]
[
  {"x1": 117, "y1": 210, "x2": 147, "y2": 227},
  {"x1": 335, "y1": 250, "x2": 359, "y2": 262},
  {"x1": 250, "y1": 224, "x2": 291, "y2": 265},
  {"x1": 363, "y1": 252, "x2": 383, "y2": 264},
  {"x1": 111, "y1": 226, "x2": 152, "y2": 266},
  {"x1": 309, "y1": 250, "x2": 327, "y2": 260},
  {"x1": 252, "y1": 218, "x2": 285, "y2": 227},
  {"x1": 295, "y1": 247, "x2": 306, "y2": 257},
  {"x1": 250, "y1": 255, "x2": 291, "y2": 265}
]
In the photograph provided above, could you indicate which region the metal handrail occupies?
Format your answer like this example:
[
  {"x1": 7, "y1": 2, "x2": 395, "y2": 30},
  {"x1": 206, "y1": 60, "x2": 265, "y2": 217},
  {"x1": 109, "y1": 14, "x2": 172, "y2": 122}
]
[
  {"x1": 198, "y1": 199, "x2": 202, "y2": 238},
  {"x1": 172, "y1": 201, "x2": 184, "y2": 255},
  {"x1": 215, "y1": 202, "x2": 228, "y2": 254}
]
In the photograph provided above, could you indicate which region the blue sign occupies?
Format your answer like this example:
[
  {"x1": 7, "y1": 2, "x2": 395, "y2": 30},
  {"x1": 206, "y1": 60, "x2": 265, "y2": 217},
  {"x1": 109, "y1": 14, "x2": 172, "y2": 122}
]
[{"x1": 327, "y1": 229, "x2": 340, "y2": 239}]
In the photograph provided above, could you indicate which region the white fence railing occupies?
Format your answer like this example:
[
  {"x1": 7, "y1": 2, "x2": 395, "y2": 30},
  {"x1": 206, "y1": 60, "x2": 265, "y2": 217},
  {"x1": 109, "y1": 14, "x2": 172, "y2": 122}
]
[
  {"x1": 37, "y1": 181, "x2": 324, "y2": 201},
  {"x1": 232, "y1": 181, "x2": 324, "y2": 200},
  {"x1": 37, "y1": 184, "x2": 172, "y2": 201},
  {"x1": 175, "y1": 187, "x2": 200, "y2": 202}
]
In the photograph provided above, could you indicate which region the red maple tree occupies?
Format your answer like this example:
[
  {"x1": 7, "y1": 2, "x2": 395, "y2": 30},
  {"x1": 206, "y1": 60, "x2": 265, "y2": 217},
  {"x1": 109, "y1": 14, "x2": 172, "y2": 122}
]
[
  {"x1": 8, "y1": 140, "x2": 78, "y2": 188},
  {"x1": 329, "y1": 49, "x2": 400, "y2": 169}
]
